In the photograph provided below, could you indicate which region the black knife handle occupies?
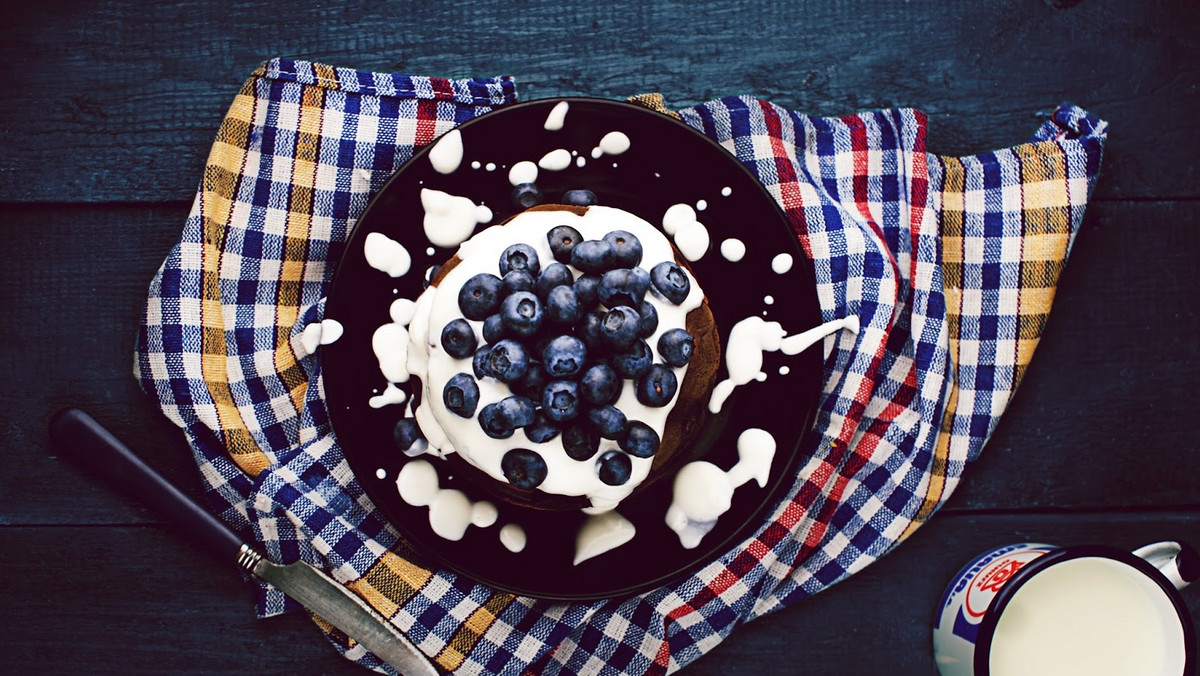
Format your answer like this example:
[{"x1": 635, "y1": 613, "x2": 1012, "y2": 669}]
[{"x1": 49, "y1": 408, "x2": 247, "y2": 565}]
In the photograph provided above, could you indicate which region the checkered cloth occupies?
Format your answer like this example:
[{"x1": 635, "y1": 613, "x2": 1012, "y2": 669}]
[{"x1": 135, "y1": 58, "x2": 1106, "y2": 674}]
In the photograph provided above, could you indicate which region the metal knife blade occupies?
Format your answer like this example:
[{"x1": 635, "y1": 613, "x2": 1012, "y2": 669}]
[
  {"x1": 245, "y1": 550, "x2": 438, "y2": 676},
  {"x1": 49, "y1": 408, "x2": 438, "y2": 676}
]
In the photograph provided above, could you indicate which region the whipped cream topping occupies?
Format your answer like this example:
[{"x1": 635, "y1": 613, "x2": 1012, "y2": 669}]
[{"x1": 405, "y1": 205, "x2": 703, "y2": 512}]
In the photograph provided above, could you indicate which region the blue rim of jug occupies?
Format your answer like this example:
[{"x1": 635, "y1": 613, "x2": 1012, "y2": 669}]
[{"x1": 972, "y1": 544, "x2": 1196, "y2": 676}]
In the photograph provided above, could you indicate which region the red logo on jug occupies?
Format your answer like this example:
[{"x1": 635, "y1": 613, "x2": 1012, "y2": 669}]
[{"x1": 964, "y1": 555, "x2": 1035, "y2": 619}]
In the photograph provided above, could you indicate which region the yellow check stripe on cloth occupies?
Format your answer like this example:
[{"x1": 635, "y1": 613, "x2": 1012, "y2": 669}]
[{"x1": 135, "y1": 59, "x2": 1105, "y2": 675}]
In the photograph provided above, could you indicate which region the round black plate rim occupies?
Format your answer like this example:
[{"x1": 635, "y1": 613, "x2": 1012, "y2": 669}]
[{"x1": 323, "y1": 96, "x2": 823, "y2": 600}]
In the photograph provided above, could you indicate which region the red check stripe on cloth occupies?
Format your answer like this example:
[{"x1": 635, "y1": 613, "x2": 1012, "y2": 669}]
[{"x1": 135, "y1": 60, "x2": 1106, "y2": 675}]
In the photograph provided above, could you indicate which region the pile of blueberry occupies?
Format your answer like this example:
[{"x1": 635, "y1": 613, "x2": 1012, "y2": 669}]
[{"x1": 424, "y1": 224, "x2": 696, "y2": 492}]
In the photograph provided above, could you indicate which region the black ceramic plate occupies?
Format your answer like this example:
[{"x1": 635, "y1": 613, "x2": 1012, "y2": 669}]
[{"x1": 323, "y1": 98, "x2": 822, "y2": 600}]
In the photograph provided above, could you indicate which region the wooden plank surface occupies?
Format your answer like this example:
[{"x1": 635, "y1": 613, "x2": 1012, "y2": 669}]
[
  {"x1": 3, "y1": 513, "x2": 1198, "y2": 674},
  {"x1": 2, "y1": 0, "x2": 1198, "y2": 672},
  {"x1": 1, "y1": 0, "x2": 1197, "y2": 202}
]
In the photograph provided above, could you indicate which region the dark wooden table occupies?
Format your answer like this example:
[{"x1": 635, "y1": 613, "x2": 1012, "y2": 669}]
[{"x1": 3, "y1": 1, "x2": 1198, "y2": 673}]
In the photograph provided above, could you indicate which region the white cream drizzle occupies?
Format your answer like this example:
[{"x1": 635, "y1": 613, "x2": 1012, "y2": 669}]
[
  {"x1": 300, "y1": 318, "x2": 344, "y2": 354},
  {"x1": 369, "y1": 382, "x2": 409, "y2": 410},
  {"x1": 364, "y1": 232, "x2": 412, "y2": 278},
  {"x1": 662, "y1": 203, "x2": 710, "y2": 261},
  {"x1": 597, "y1": 131, "x2": 631, "y2": 156},
  {"x1": 709, "y1": 315, "x2": 860, "y2": 414},
  {"x1": 543, "y1": 101, "x2": 569, "y2": 131},
  {"x1": 420, "y1": 188, "x2": 492, "y2": 248},
  {"x1": 508, "y1": 161, "x2": 538, "y2": 186},
  {"x1": 500, "y1": 523, "x2": 527, "y2": 552},
  {"x1": 403, "y1": 206, "x2": 703, "y2": 511},
  {"x1": 428, "y1": 129, "x2": 464, "y2": 175},
  {"x1": 396, "y1": 459, "x2": 497, "y2": 541},
  {"x1": 665, "y1": 428, "x2": 776, "y2": 549},
  {"x1": 719, "y1": 238, "x2": 746, "y2": 263},
  {"x1": 538, "y1": 149, "x2": 573, "y2": 171},
  {"x1": 771, "y1": 253, "x2": 794, "y2": 274},
  {"x1": 389, "y1": 298, "x2": 418, "y2": 325},
  {"x1": 721, "y1": 186, "x2": 732, "y2": 197},
  {"x1": 372, "y1": 322, "x2": 412, "y2": 384},
  {"x1": 574, "y1": 511, "x2": 636, "y2": 565}
]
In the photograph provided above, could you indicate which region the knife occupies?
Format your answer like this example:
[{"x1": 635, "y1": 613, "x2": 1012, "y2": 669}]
[{"x1": 49, "y1": 408, "x2": 439, "y2": 676}]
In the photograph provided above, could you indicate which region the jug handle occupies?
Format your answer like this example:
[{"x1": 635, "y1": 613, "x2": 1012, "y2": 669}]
[{"x1": 1133, "y1": 540, "x2": 1199, "y2": 591}]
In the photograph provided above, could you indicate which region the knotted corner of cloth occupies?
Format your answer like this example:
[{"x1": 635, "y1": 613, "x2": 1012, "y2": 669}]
[{"x1": 134, "y1": 57, "x2": 1106, "y2": 676}]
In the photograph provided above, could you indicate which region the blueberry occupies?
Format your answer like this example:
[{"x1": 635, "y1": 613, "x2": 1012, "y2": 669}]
[
  {"x1": 570, "y1": 239, "x2": 616, "y2": 275},
  {"x1": 545, "y1": 284, "x2": 581, "y2": 324},
  {"x1": 513, "y1": 182, "x2": 542, "y2": 209},
  {"x1": 619, "y1": 421, "x2": 660, "y2": 458},
  {"x1": 502, "y1": 269, "x2": 535, "y2": 296},
  {"x1": 600, "y1": 305, "x2": 641, "y2": 350},
  {"x1": 392, "y1": 418, "x2": 424, "y2": 452},
  {"x1": 511, "y1": 363, "x2": 549, "y2": 401},
  {"x1": 573, "y1": 274, "x2": 602, "y2": 309},
  {"x1": 637, "y1": 300, "x2": 659, "y2": 337},
  {"x1": 547, "y1": 225, "x2": 583, "y2": 263},
  {"x1": 541, "y1": 380, "x2": 581, "y2": 421},
  {"x1": 497, "y1": 395, "x2": 538, "y2": 428},
  {"x1": 579, "y1": 310, "x2": 606, "y2": 350},
  {"x1": 534, "y1": 262, "x2": 574, "y2": 298},
  {"x1": 562, "y1": 189, "x2": 597, "y2": 206},
  {"x1": 478, "y1": 403, "x2": 514, "y2": 439},
  {"x1": 657, "y1": 328, "x2": 694, "y2": 367},
  {"x1": 580, "y1": 363, "x2": 621, "y2": 406},
  {"x1": 542, "y1": 335, "x2": 587, "y2": 378},
  {"x1": 458, "y1": 273, "x2": 505, "y2": 320},
  {"x1": 482, "y1": 313, "x2": 505, "y2": 343},
  {"x1": 440, "y1": 318, "x2": 477, "y2": 359},
  {"x1": 501, "y1": 449, "x2": 548, "y2": 489},
  {"x1": 442, "y1": 373, "x2": 480, "y2": 417},
  {"x1": 499, "y1": 243, "x2": 541, "y2": 277},
  {"x1": 602, "y1": 230, "x2": 643, "y2": 268},
  {"x1": 611, "y1": 339, "x2": 653, "y2": 379},
  {"x1": 597, "y1": 450, "x2": 632, "y2": 486},
  {"x1": 472, "y1": 345, "x2": 492, "y2": 378},
  {"x1": 562, "y1": 423, "x2": 600, "y2": 461},
  {"x1": 500, "y1": 291, "x2": 544, "y2": 338},
  {"x1": 650, "y1": 262, "x2": 691, "y2": 305},
  {"x1": 588, "y1": 405, "x2": 629, "y2": 440},
  {"x1": 524, "y1": 411, "x2": 561, "y2": 443},
  {"x1": 598, "y1": 267, "x2": 650, "y2": 308},
  {"x1": 636, "y1": 364, "x2": 678, "y2": 407},
  {"x1": 487, "y1": 339, "x2": 530, "y2": 383}
]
